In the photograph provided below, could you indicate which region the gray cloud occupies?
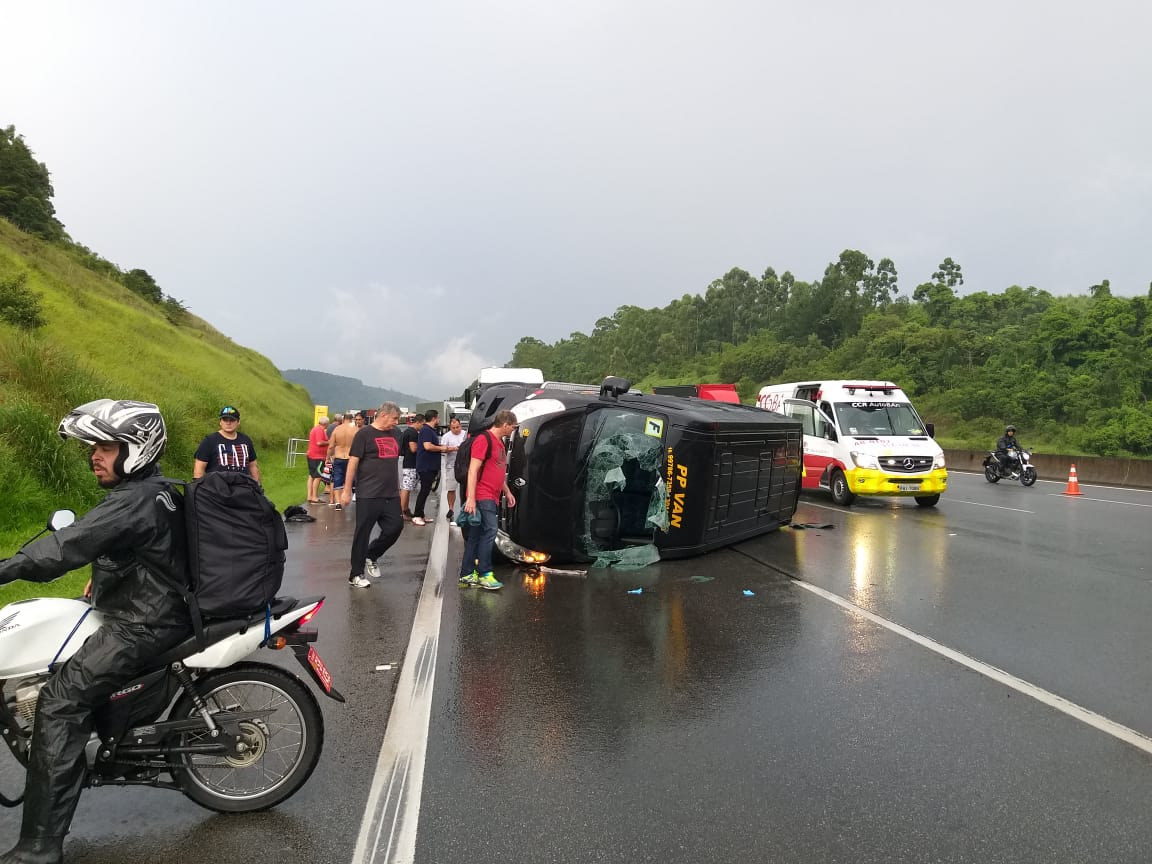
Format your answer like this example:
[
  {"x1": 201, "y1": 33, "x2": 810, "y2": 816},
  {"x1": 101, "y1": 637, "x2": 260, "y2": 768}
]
[{"x1": 4, "y1": 0, "x2": 1149, "y2": 399}]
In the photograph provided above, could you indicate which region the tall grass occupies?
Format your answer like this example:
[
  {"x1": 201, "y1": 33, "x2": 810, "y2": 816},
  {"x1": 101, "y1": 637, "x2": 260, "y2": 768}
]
[{"x1": 0, "y1": 218, "x2": 319, "y2": 605}]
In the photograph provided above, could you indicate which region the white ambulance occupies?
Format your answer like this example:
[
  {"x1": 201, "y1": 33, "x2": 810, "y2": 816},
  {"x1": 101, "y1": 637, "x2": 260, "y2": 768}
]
[{"x1": 756, "y1": 380, "x2": 947, "y2": 507}]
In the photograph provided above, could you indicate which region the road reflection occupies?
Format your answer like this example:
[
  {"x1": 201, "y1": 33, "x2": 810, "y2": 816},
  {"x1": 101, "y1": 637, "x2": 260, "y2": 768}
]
[
  {"x1": 784, "y1": 501, "x2": 951, "y2": 609},
  {"x1": 445, "y1": 555, "x2": 802, "y2": 767}
]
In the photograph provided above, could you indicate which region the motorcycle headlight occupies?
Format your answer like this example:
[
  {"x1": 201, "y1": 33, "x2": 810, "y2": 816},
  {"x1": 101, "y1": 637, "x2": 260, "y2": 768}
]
[
  {"x1": 851, "y1": 451, "x2": 879, "y2": 470},
  {"x1": 934, "y1": 453, "x2": 946, "y2": 469}
]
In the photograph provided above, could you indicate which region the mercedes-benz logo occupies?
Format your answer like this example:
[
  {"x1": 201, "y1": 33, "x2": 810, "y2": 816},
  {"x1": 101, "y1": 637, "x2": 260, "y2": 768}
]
[{"x1": 903, "y1": 458, "x2": 916, "y2": 470}]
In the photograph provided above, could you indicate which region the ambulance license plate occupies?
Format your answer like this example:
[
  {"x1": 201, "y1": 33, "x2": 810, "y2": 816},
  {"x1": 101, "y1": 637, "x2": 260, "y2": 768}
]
[{"x1": 897, "y1": 483, "x2": 921, "y2": 492}]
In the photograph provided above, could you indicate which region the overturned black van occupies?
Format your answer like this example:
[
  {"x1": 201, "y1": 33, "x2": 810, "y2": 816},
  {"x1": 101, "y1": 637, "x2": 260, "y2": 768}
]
[{"x1": 476, "y1": 378, "x2": 803, "y2": 565}]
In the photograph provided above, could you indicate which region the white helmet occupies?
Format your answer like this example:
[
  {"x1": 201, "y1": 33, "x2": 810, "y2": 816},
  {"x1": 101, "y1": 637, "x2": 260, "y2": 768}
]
[{"x1": 58, "y1": 399, "x2": 167, "y2": 477}]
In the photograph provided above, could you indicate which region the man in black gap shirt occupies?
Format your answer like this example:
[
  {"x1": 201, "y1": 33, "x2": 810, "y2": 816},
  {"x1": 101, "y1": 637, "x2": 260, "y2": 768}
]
[
  {"x1": 192, "y1": 405, "x2": 260, "y2": 482},
  {"x1": 341, "y1": 402, "x2": 404, "y2": 588}
]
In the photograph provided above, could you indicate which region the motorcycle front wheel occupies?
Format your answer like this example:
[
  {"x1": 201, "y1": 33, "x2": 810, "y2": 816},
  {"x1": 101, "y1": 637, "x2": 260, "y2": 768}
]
[
  {"x1": 1021, "y1": 467, "x2": 1038, "y2": 487},
  {"x1": 169, "y1": 663, "x2": 324, "y2": 813},
  {"x1": 984, "y1": 465, "x2": 1000, "y2": 483}
]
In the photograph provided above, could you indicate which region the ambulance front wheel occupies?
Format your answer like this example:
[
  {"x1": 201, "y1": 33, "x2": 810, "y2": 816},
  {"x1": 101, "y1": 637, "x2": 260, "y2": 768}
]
[
  {"x1": 914, "y1": 494, "x2": 940, "y2": 507},
  {"x1": 830, "y1": 469, "x2": 856, "y2": 506}
]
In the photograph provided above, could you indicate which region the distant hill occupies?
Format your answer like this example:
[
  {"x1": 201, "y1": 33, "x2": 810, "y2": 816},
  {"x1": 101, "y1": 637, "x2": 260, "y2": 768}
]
[{"x1": 281, "y1": 369, "x2": 427, "y2": 413}]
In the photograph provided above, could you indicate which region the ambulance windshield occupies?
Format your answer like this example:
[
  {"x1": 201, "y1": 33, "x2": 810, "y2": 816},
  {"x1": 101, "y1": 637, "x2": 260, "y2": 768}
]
[{"x1": 833, "y1": 402, "x2": 925, "y2": 436}]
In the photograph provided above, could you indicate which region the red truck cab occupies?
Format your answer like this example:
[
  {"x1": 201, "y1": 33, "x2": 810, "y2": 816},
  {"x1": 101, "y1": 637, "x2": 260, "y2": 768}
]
[{"x1": 652, "y1": 384, "x2": 740, "y2": 404}]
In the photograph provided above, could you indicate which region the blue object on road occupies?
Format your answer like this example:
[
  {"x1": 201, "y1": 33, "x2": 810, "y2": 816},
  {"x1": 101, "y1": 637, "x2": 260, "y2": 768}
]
[
  {"x1": 627, "y1": 588, "x2": 643, "y2": 595},
  {"x1": 742, "y1": 589, "x2": 755, "y2": 596}
]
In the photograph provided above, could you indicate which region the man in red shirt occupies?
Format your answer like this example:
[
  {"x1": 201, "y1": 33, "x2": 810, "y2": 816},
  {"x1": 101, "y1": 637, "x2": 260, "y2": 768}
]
[
  {"x1": 305, "y1": 416, "x2": 330, "y2": 503},
  {"x1": 458, "y1": 410, "x2": 517, "y2": 590}
]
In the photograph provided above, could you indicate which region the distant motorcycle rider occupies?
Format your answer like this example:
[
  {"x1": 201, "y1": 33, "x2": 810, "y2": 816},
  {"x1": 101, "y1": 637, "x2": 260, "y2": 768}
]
[
  {"x1": 0, "y1": 400, "x2": 191, "y2": 864},
  {"x1": 996, "y1": 425, "x2": 1023, "y2": 475}
]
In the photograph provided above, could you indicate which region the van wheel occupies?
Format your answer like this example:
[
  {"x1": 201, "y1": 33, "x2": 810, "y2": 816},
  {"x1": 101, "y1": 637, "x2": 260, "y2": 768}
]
[
  {"x1": 830, "y1": 469, "x2": 856, "y2": 506},
  {"x1": 914, "y1": 495, "x2": 940, "y2": 507}
]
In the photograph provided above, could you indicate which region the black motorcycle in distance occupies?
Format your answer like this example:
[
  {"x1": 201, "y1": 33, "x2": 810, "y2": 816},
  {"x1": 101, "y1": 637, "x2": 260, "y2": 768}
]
[{"x1": 982, "y1": 448, "x2": 1038, "y2": 487}]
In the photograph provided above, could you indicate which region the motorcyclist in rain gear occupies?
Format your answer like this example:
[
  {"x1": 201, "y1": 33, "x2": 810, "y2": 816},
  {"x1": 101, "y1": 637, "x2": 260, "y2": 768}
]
[
  {"x1": 995, "y1": 425, "x2": 1024, "y2": 476},
  {"x1": 0, "y1": 400, "x2": 191, "y2": 864}
]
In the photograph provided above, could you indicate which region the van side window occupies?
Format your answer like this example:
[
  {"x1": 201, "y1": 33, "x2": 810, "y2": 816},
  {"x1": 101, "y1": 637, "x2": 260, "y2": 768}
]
[
  {"x1": 818, "y1": 402, "x2": 836, "y2": 440},
  {"x1": 814, "y1": 412, "x2": 832, "y2": 439}
]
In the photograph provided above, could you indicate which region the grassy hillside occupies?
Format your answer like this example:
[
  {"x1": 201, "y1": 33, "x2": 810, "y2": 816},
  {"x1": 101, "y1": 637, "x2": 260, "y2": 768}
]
[{"x1": 0, "y1": 218, "x2": 316, "y2": 603}]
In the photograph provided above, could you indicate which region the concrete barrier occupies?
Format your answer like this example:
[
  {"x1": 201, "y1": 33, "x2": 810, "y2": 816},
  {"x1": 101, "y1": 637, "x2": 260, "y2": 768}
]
[{"x1": 944, "y1": 449, "x2": 1152, "y2": 490}]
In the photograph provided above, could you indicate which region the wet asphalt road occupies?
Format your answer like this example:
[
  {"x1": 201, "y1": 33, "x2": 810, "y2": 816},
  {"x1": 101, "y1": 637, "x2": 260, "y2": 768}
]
[
  {"x1": 418, "y1": 473, "x2": 1152, "y2": 864},
  {"x1": 5, "y1": 473, "x2": 1152, "y2": 862}
]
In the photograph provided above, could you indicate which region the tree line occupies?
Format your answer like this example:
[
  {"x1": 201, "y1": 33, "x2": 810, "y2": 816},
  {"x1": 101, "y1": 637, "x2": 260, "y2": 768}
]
[
  {"x1": 511, "y1": 252, "x2": 1152, "y2": 457},
  {"x1": 0, "y1": 125, "x2": 187, "y2": 328}
]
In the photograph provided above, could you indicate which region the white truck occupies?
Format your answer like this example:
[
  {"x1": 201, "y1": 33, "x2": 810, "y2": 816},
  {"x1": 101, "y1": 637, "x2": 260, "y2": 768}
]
[
  {"x1": 464, "y1": 367, "x2": 544, "y2": 409},
  {"x1": 756, "y1": 380, "x2": 947, "y2": 507}
]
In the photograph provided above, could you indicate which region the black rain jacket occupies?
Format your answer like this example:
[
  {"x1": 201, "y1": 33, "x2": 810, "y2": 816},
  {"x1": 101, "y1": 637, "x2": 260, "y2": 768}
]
[
  {"x1": 0, "y1": 466, "x2": 191, "y2": 627},
  {"x1": 996, "y1": 434, "x2": 1022, "y2": 453}
]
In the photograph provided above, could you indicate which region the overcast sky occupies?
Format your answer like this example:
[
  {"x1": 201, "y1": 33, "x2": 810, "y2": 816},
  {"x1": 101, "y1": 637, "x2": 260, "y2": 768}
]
[{"x1": 4, "y1": 1, "x2": 1150, "y2": 400}]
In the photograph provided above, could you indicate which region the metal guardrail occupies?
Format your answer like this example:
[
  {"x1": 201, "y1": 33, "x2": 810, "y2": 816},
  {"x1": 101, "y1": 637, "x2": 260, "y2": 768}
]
[{"x1": 286, "y1": 437, "x2": 309, "y2": 468}]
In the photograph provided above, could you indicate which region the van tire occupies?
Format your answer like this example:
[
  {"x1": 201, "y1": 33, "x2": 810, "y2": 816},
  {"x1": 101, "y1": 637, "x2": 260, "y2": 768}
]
[
  {"x1": 830, "y1": 469, "x2": 856, "y2": 506},
  {"x1": 914, "y1": 495, "x2": 940, "y2": 507}
]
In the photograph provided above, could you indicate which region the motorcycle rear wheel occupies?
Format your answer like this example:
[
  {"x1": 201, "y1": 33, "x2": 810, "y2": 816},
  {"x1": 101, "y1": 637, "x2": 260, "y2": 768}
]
[
  {"x1": 984, "y1": 465, "x2": 1000, "y2": 483},
  {"x1": 1021, "y1": 467, "x2": 1038, "y2": 487},
  {"x1": 169, "y1": 663, "x2": 323, "y2": 813}
]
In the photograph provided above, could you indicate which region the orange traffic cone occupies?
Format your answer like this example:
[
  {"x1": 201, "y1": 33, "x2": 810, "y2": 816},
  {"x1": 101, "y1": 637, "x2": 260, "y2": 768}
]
[{"x1": 1063, "y1": 463, "x2": 1083, "y2": 496}]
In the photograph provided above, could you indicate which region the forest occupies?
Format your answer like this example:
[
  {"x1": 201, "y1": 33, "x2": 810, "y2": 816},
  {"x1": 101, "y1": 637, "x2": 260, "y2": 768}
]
[{"x1": 510, "y1": 251, "x2": 1152, "y2": 457}]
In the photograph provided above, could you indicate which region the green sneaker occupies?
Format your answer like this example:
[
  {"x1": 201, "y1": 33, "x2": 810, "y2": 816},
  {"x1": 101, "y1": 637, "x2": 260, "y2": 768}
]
[
  {"x1": 459, "y1": 570, "x2": 479, "y2": 587},
  {"x1": 477, "y1": 572, "x2": 503, "y2": 591}
]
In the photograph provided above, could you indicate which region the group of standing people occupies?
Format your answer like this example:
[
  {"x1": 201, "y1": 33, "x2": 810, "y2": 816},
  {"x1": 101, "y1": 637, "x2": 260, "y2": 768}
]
[
  {"x1": 400, "y1": 410, "x2": 466, "y2": 526},
  {"x1": 305, "y1": 412, "x2": 366, "y2": 508},
  {"x1": 304, "y1": 405, "x2": 513, "y2": 592}
]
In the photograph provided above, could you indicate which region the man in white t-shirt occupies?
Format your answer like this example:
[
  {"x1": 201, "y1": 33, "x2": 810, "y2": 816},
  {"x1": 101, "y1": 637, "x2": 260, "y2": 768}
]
[{"x1": 439, "y1": 416, "x2": 467, "y2": 524}]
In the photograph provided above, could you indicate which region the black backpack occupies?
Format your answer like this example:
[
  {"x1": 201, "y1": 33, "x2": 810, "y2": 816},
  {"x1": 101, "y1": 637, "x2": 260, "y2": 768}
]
[
  {"x1": 453, "y1": 431, "x2": 496, "y2": 486},
  {"x1": 181, "y1": 471, "x2": 288, "y2": 640}
]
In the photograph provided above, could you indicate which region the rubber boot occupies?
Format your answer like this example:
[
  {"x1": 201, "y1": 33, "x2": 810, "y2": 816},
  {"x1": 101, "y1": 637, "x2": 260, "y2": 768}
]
[{"x1": 0, "y1": 836, "x2": 64, "y2": 864}]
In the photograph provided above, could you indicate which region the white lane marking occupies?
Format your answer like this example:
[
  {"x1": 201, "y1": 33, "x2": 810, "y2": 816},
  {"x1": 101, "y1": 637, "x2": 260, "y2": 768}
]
[
  {"x1": 798, "y1": 501, "x2": 864, "y2": 516},
  {"x1": 792, "y1": 579, "x2": 1152, "y2": 757},
  {"x1": 944, "y1": 498, "x2": 1034, "y2": 513},
  {"x1": 351, "y1": 488, "x2": 450, "y2": 864},
  {"x1": 1047, "y1": 494, "x2": 1152, "y2": 509}
]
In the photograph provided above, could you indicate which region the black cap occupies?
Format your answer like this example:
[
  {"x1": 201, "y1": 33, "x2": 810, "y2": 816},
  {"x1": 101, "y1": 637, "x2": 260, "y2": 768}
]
[{"x1": 220, "y1": 406, "x2": 240, "y2": 420}]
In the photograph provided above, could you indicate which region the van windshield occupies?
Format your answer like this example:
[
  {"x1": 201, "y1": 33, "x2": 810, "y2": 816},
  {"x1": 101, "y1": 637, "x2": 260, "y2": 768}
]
[
  {"x1": 833, "y1": 402, "x2": 926, "y2": 436},
  {"x1": 576, "y1": 408, "x2": 668, "y2": 553}
]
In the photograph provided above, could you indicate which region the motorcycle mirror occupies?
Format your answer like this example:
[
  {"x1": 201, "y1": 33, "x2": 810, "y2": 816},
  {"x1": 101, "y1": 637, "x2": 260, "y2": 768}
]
[{"x1": 48, "y1": 510, "x2": 77, "y2": 532}]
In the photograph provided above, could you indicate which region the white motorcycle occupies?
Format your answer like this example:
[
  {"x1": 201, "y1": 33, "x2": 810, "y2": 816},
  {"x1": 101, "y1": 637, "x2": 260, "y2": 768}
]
[{"x1": 1, "y1": 510, "x2": 344, "y2": 813}]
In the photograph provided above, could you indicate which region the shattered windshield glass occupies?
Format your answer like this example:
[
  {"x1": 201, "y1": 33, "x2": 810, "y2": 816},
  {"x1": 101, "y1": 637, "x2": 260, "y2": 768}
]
[
  {"x1": 576, "y1": 408, "x2": 667, "y2": 567},
  {"x1": 833, "y1": 402, "x2": 926, "y2": 436}
]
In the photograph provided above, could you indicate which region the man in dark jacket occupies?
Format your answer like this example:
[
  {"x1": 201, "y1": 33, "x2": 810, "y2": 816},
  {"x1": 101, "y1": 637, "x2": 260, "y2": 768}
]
[
  {"x1": 996, "y1": 425, "x2": 1023, "y2": 475},
  {"x1": 0, "y1": 400, "x2": 191, "y2": 864}
]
